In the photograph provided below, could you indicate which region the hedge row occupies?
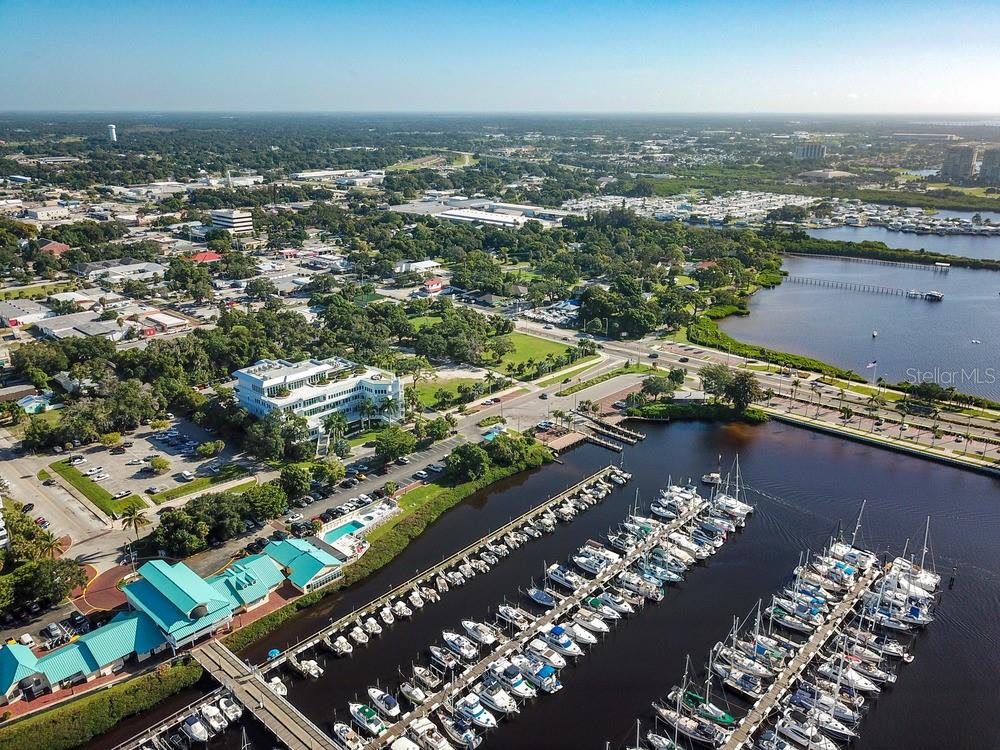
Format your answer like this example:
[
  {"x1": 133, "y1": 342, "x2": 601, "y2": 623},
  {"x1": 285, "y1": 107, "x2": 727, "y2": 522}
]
[
  {"x1": 223, "y1": 445, "x2": 552, "y2": 654},
  {"x1": 555, "y1": 364, "x2": 652, "y2": 397},
  {"x1": 0, "y1": 660, "x2": 203, "y2": 750},
  {"x1": 627, "y1": 401, "x2": 769, "y2": 424},
  {"x1": 687, "y1": 318, "x2": 863, "y2": 381}
]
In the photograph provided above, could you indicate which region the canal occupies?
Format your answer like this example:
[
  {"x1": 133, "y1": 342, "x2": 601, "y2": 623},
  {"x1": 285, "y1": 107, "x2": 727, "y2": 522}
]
[
  {"x1": 104, "y1": 418, "x2": 999, "y2": 750},
  {"x1": 719, "y1": 255, "x2": 1000, "y2": 401}
]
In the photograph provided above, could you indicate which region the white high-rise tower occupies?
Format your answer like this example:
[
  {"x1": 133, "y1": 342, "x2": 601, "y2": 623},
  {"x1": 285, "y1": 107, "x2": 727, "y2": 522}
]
[{"x1": 107, "y1": 124, "x2": 117, "y2": 142}]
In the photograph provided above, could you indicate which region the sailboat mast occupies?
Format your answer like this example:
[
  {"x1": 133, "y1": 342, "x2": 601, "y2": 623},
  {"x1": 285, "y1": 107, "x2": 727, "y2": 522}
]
[
  {"x1": 850, "y1": 499, "x2": 866, "y2": 548},
  {"x1": 919, "y1": 516, "x2": 930, "y2": 572}
]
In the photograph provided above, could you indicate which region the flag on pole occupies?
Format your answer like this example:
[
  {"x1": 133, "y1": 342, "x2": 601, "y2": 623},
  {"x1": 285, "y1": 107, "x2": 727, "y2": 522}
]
[{"x1": 866, "y1": 360, "x2": 877, "y2": 369}]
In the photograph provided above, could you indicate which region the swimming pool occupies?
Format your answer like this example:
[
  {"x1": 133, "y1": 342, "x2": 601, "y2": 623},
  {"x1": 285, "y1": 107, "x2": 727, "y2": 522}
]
[{"x1": 323, "y1": 519, "x2": 365, "y2": 543}]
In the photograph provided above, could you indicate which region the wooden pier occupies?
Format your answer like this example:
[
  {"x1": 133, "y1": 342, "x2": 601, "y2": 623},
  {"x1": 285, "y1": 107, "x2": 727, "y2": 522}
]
[
  {"x1": 192, "y1": 640, "x2": 340, "y2": 750},
  {"x1": 721, "y1": 565, "x2": 882, "y2": 750},
  {"x1": 784, "y1": 253, "x2": 949, "y2": 272},
  {"x1": 266, "y1": 466, "x2": 624, "y2": 668},
  {"x1": 367, "y1": 502, "x2": 706, "y2": 749}
]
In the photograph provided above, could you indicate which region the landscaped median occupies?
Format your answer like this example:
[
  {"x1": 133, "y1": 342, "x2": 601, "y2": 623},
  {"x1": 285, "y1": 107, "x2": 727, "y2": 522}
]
[
  {"x1": 222, "y1": 441, "x2": 552, "y2": 654},
  {"x1": 555, "y1": 363, "x2": 654, "y2": 397},
  {"x1": 148, "y1": 464, "x2": 250, "y2": 503},
  {"x1": 627, "y1": 401, "x2": 769, "y2": 424},
  {"x1": 49, "y1": 459, "x2": 144, "y2": 516},
  {"x1": 0, "y1": 659, "x2": 203, "y2": 750}
]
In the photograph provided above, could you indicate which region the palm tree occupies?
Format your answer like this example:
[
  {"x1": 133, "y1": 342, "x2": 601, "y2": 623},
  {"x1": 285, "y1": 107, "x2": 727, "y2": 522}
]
[
  {"x1": 120, "y1": 505, "x2": 150, "y2": 574},
  {"x1": 484, "y1": 371, "x2": 497, "y2": 394},
  {"x1": 35, "y1": 530, "x2": 63, "y2": 559},
  {"x1": 360, "y1": 398, "x2": 378, "y2": 430},
  {"x1": 895, "y1": 401, "x2": 910, "y2": 439},
  {"x1": 323, "y1": 411, "x2": 348, "y2": 440},
  {"x1": 380, "y1": 396, "x2": 400, "y2": 424},
  {"x1": 790, "y1": 378, "x2": 801, "y2": 405}
]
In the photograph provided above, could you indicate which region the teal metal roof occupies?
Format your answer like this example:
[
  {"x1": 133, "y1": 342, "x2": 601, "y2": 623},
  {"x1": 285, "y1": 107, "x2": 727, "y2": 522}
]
[
  {"x1": 263, "y1": 539, "x2": 339, "y2": 590},
  {"x1": 207, "y1": 555, "x2": 284, "y2": 607},
  {"x1": 76, "y1": 611, "x2": 166, "y2": 664},
  {"x1": 36, "y1": 644, "x2": 96, "y2": 684},
  {"x1": 0, "y1": 645, "x2": 39, "y2": 694},
  {"x1": 125, "y1": 561, "x2": 233, "y2": 642}
]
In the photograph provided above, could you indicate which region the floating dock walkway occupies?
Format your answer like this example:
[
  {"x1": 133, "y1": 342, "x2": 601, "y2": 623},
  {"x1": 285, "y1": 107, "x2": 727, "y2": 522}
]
[
  {"x1": 783, "y1": 275, "x2": 942, "y2": 300},
  {"x1": 721, "y1": 565, "x2": 882, "y2": 749}
]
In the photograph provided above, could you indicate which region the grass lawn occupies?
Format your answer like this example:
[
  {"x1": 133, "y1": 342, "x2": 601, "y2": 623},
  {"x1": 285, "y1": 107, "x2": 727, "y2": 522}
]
[
  {"x1": 413, "y1": 378, "x2": 479, "y2": 408},
  {"x1": 818, "y1": 377, "x2": 904, "y2": 402},
  {"x1": 50, "y1": 460, "x2": 145, "y2": 516},
  {"x1": 8, "y1": 408, "x2": 60, "y2": 437},
  {"x1": 536, "y1": 355, "x2": 601, "y2": 387},
  {"x1": 366, "y1": 483, "x2": 443, "y2": 543},
  {"x1": 347, "y1": 429, "x2": 382, "y2": 447},
  {"x1": 149, "y1": 464, "x2": 248, "y2": 503},
  {"x1": 0, "y1": 280, "x2": 78, "y2": 301},
  {"x1": 657, "y1": 327, "x2": 690, "y2": 344},
  {"x1": 409, "y1": 315, "x2": 443, "y2": 330},
  {"x1": 674, "y1": 274, "x2": 697, "y2": 287},
  {"x1": 498, "y1": 333, "x2": 571, "y2": 370},
  {"x1": 227, "y1": 479, "x2": 258, "y2": 494},
  {"x1": 555, "y1": 363, "x2": 655, "y2": 396}
]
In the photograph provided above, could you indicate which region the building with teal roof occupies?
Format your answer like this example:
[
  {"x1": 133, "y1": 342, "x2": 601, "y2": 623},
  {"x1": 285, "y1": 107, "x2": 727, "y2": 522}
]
[
  {"x1": 0, "y1": 644, "x2": 40, "y2": 704},
  {"x1": 263, "y1": 538, "x2": 342, "y2": 593},
  {"x1": 206, "y1": 554, "x2": 284, "y2": 612},
  {"x1": 124, "y1": 560, "x2": 233, "y2": 650}
]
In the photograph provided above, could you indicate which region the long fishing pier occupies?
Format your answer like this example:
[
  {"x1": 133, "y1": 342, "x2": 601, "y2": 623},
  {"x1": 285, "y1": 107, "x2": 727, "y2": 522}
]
[
  {"x1": 265, "y1": 465, "x2": 624, "y2": 668},
  {"x1": 367, "y1": 501, "x2": 705, "y2": 749},
  {"x1": 722, "y1": 565, "x2": 882, "y2": 750},
  {"x1": 784, "y1": 253, "x2": 950, "y2": 271},
  {"x1": 783, "y1": 275, "x2": 943, "y2": 300}
]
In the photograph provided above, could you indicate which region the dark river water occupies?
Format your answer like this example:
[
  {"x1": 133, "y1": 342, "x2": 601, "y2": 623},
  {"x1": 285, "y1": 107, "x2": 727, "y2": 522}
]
[
  {"x1": 98, "y1": 420, "x2": 1000, "y2": 750},
  {"x1": 719, "y1": 256, "x2": 1000, "y2": 401}
]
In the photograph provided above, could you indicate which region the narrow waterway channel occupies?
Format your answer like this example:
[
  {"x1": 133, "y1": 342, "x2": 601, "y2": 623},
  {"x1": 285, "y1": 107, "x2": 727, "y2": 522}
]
[{"x1": 95, "y1": 420, "x2": 1000, "y2": 750}]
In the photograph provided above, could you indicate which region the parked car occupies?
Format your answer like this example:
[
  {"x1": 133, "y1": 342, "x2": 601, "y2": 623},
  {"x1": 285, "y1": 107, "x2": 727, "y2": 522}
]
[
  {"x1": 539, "y1": 393, "x2": 549, "y2": 400},
  {"x1": 112, "y1": 490, "x2": 131, "y2": 499},
  {"x1": 678, "y1": 356, "x2": 690, "y2": 363},
  {"x1": 180, "y1": 471, "x2": 195, "y2": 481},
  {"x1": 21, "y1": 503, "x2": 34, "y2": 513},
  {"x1": 414, "y1": 470, "x2": 429, "y2": 480},
  {"x1": 42, "y1": 478, "x2": 56, "y2": 486},
  {"x1": 396, "y1": 456, "x2": 411, "y2": 465}
]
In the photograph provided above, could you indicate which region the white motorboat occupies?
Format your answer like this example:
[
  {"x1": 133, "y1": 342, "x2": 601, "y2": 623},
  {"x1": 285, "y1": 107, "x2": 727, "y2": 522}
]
[
  {"x1": 380, "y1": 606, "x2": 395, "y2": 625},
  {"x1": 775, "y1": 713, "x2": 838, "y2": 750},
  {"x1": 267, "y1": 676, "x2": 287, "y2": 696},
  {"x1": 526, "y1": 637, "x2": 567, "y2": 668},
  {"x1": 510, "y1": 653, "x2": 562, "y2": 693},
  {"x1": 572, "y1": 552, "x2": 607, "y2": 575},
  {"x1": 327, "y1": 634, "x2": 354, "y2": 656},
  {"x1": 421, "y1": 586, "x2": 440, "y2": 604},
  {"x1": 435, "y1": 575, "x2": 450, "y2": 594},
  {"x1": 453, "y1": 693, "x2": 497, "y2": 730},
  {"x1": 446, "y1": 570, "x2": 466, "y2": 587},
  {"x1": 436, "y1": 710, "x2": 482, "y2": 749},
  {"x1": 541, "y1": 625, "x2": 583, "y2": 657},
  {"x1": 408, "y1": 590, "x2": 425, "y2": 609},
  {"x1": 332, "y1": 722, "x2": 365, "y2": 750},
  {"x1": 443, "y1": 631, "x2": 479, "y2": 661},
  {"x1": 458, "y1": 562, "x2": 476, "y2": 579},
  {"x1": 497, "y1": 605, "x2": 535, "y2": 630},
  {"x1": 413, "y1": 665, "x2": 442, "y2": 690},
  {"x1": 368, "y1": 687, "x2": 401, "y2": 720},
  {"x1": 462, "y1": 619, "x2": 499, "y2": 646},
  {"x1": 180, "y1": 715, "x2": 210, "y2": 744},
  {"x1": 572, "y1": 609, "x2": 610, "y2": 633},
  {"x1": 364, "y1": 617, "x2": 383, "y2": 636},
  {"x1": 701, "y1": 471, "x2": 722, "y2": 485},
  {"x1": 349, "y1": 703, "x2": 386, "y2": 737},
  {"x1": 407, "y1": 717, "x2": 454, "y2": 750},
  {"x1": 488, "y1": 660, "x2": 537, "y2": 700},
  {"x1": 429, "y1": 645, "x2": 460, "y2": 671},
  {"x1": 401, "y1": 680, "x2": 428, "y2": 706},
  {"x1": 559, "y1": 620, "x2": 597, "y2": 646},
  {"x1": 350, "y1": 625, "x2": 370, "y2": 646},
  {"x1": 597, "y1": 590, "x2": 635, "y2": 615},
  {"x1": 200, "y1": 704, "x2": 228, "y2": 734},
  {"x1": 546, "y1": 563, "x2": 584, "y2": 591},
  {"x1": 581, "y1": 596, "x2": 620, "y2": 620},
  {"x1": 392, "y1": 600, "x2": 413, "y2": 619},
  {"x1": 219, "y1": 695, "x2": 243, "y2": 722},
  {"x1": 473, "y1": 678, "x2": 519, "y2": 715}
]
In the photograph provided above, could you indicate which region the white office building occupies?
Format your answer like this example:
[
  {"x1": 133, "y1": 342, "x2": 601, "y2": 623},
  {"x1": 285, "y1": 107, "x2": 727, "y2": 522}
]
[
  {"x1": 233, "y1": 357, "x2": 403, "y2": 437},
  {"x1": 210, "y1": 209, "x2": 255, "y2": 234}
]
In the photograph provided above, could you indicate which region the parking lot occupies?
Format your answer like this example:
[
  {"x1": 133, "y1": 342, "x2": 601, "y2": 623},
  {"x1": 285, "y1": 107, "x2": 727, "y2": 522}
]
[{"x1": 60, "y1": 417, "x2": 245, "y2": 505}]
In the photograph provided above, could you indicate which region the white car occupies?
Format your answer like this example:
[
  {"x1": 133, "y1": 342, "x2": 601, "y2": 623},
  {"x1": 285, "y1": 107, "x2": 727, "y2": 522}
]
[
  {"x1": 357, "y1": 494, "x2": 371, "y2": 503},
  {"x1": 126, "y1": 459, "x2": 143, "y2": 466},
  {"x1": 83, "y1": 466, "x2": 103, "y2": 476},
  {"x1": 92, "y1": 473, "x2": 111, "y2": 482},
  {"x1": 287, "y1": 513, "x2": 304, "y2": 523},
  {"x1": 69, "y1": 456, "x2": 86, "y2": 465},
  {"x1": 112, "y1": 490, "x2": 131, "y2": 499},
  {"x1": 414, "y1": 470, "x2": 429, "y2": 480}
]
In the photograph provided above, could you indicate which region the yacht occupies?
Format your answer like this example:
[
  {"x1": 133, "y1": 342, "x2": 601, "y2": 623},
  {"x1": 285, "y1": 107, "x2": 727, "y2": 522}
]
[
  {"x1": 497, "y1": 604, "x2": 535, "y2": 631},
  {"x1": 572, "y1": 551, "x2": 607, "y2": 575},
  {"x1": 453, "y1": 693, "x2": 497, "y2": 730},
  {"x1": 179, "y1": 715, "x2": 210, "y2": 744},
  {"x1": 443, "y1": 631, "x2": 479, "y2": 661},
  {"x1": 368, "y1": 687, "x2": 401, "y2": 720},
  {"x1": 559, "y1": 620, "x2": 597, "y2": 646},
  {"x1": 332, "y1": 722, "x2": 365, "y2": 750},
  {"x1": 775, "y1": 713, "x2": 838, "y2": 750},
  {"x1": 414, "y1": 665, "x2": 443, "y2": 690},
  {"x1": 526, "y1": 637, "x2": 567, "y2": 669},
  {"x1": 650, "y1": 499, "x2": 678, "y2": 520},
  {"x1": 546, "y1": 564, "x2": 584, "y2": 591},
  {"x1": 712, "y1": 662, "x2": 764, "y2": 700},
  {"x1": 581, "y1": 596, "x2": 620, "y2": 620},
  {"x1": 652, "y1": 703, "x2": 729, "y2": 747},
  {"x1": 541, "y1": 625, "x2": 583, "y2": 657},
  {"x1": 488, "y1": 660, "x2": 537, "y2": 700},
  {"x1": 473, "y1": 678, "x2": 519, "y2": 715},
  {"x1": 400, "y1": 681, "x2": 428, "y2": 706},
  {"x1": 349, "y1": 703, "x2": 387, "y2": 736},
  {"x1": 462, "y1": 620, "x2": 499, "y2": 646},
  {"x1": 510, "y1": 653, "x2": 562, "y2": 693},
  {"x1": 380, "y1": 606, "x2": 395, "y2": 625},
  {"x1": 200, "y1": 704, "x2": 228, "y2": 734},
  {"x1": 429, "y1": 645, "x2": 460, "y2": 671},
  {"x1": 756, "y1": 730, "x2": 793, "y2": 750},
  {"x1": 218, "y1": 695, "x2": 243, "y2": 722},
  {"x1": 436, "y1": 710, "x2": 482, "y2": 749},
  {"x1": 701, "y1": 471, "x2": 722, "y2": 486},
  {"x1": 408, "y1": 717, "x2": 455, "y2": 750},
  {"x1": 572, "y1": 609, "x2": 610, "y2": 633},
  {"x1": 597, "y1": 590, "x2": 635, "y2": 615},
  {"x1": 364, "y1": 617, "x2": 383, "y2": 636}
]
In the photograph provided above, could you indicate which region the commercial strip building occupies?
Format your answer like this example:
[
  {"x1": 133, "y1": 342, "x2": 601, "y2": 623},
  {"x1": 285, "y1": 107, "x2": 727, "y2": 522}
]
[
  {"x1": 233, "y1": 356, "x2": 403, "y2": 438},
  {"x1": 72, "y1": 257, "x2": 168, "y2": 283}
]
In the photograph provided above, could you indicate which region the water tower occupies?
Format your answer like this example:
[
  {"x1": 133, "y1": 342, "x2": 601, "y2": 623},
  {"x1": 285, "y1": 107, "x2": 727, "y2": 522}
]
[{"x1": 107, "y1": 124, "x2": 117, "y2": 143}]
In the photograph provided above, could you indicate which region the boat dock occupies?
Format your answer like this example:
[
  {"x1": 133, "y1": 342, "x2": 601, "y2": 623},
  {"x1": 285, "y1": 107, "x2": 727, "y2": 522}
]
[
  {"x1": 585, "y1": 433, "x2": 625, "y2": 451},
  {"x1": 784, "y1": 253, "x2": 950, "y2": 271},
  {"x1": 783, "y1": 275, "x2": 943, "y2": 300},
  {"x1": 266, "y1": 466, "x2": 624, "y2": 668},
  {"x1": 367, "y1": 501, "x2": 705, "y2": 749},
  {"x1": 111, "y1": 684, "x2": 224, "y2": 750},
  {"x1": 191, "y1": 640, "x2": 339, "y2": 750},
  {"x1": 581, "y1": 414, "x2": 646, "y2": 444},
  {"x1": 721, "y1": 565, "x2": 883, "y2": 750}
]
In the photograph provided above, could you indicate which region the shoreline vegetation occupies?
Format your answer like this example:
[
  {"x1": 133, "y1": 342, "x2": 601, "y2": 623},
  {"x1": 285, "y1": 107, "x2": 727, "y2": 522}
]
[
  {"x1": 626, "y1": 401, "x2": 769, "y2": 424},
  {"x1": 222, "y1": 442, "x2": 552, "y2": 654},
  {"x1": 0, "y1": 660, "x2": 203, "y2": 750},
  {"x1": 780, "y1": 235, "x2": 1000, "y2": 272}
]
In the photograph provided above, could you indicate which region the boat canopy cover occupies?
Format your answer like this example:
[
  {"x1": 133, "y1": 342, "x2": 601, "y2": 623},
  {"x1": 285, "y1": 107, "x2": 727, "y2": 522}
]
[
  {"x1": 503, "y1": 665, "x2": 520, "y2": 678},
  {"x1": 550, "y1": 626, "x2": 565, "y2": 636},
  {"x1": 537, "y1": 665, "x2": 556, "y2": 679}
]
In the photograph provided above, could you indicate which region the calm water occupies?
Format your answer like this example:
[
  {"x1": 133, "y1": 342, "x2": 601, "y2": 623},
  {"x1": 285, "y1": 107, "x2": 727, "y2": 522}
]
[
  {"x1": 127, "y1": 421, "x2": 1000, "y2": 750},
  {"x1": 806, "y1": 226, "x2": 1000, "y2": 260},
  {"x1": 720, "y1": 256, "x2": 1000, "y2": 400}
]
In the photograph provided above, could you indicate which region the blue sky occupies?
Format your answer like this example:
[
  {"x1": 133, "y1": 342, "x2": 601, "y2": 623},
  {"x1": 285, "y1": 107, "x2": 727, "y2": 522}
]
[{"x1": 2, "y1": 0, "x2": 999, "y2": 113}]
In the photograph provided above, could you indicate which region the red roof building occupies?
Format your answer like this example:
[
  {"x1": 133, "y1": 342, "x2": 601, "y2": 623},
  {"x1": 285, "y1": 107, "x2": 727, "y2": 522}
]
[
  {"x1": 37, "y1": 239, "x2": 71, "y2": 257},
  {"x1": 422, "y1": 277, "x2": 445, "y2": 295},
  {"x1": 188, "y1": 251, "x2": 223, "y2": 263}
]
